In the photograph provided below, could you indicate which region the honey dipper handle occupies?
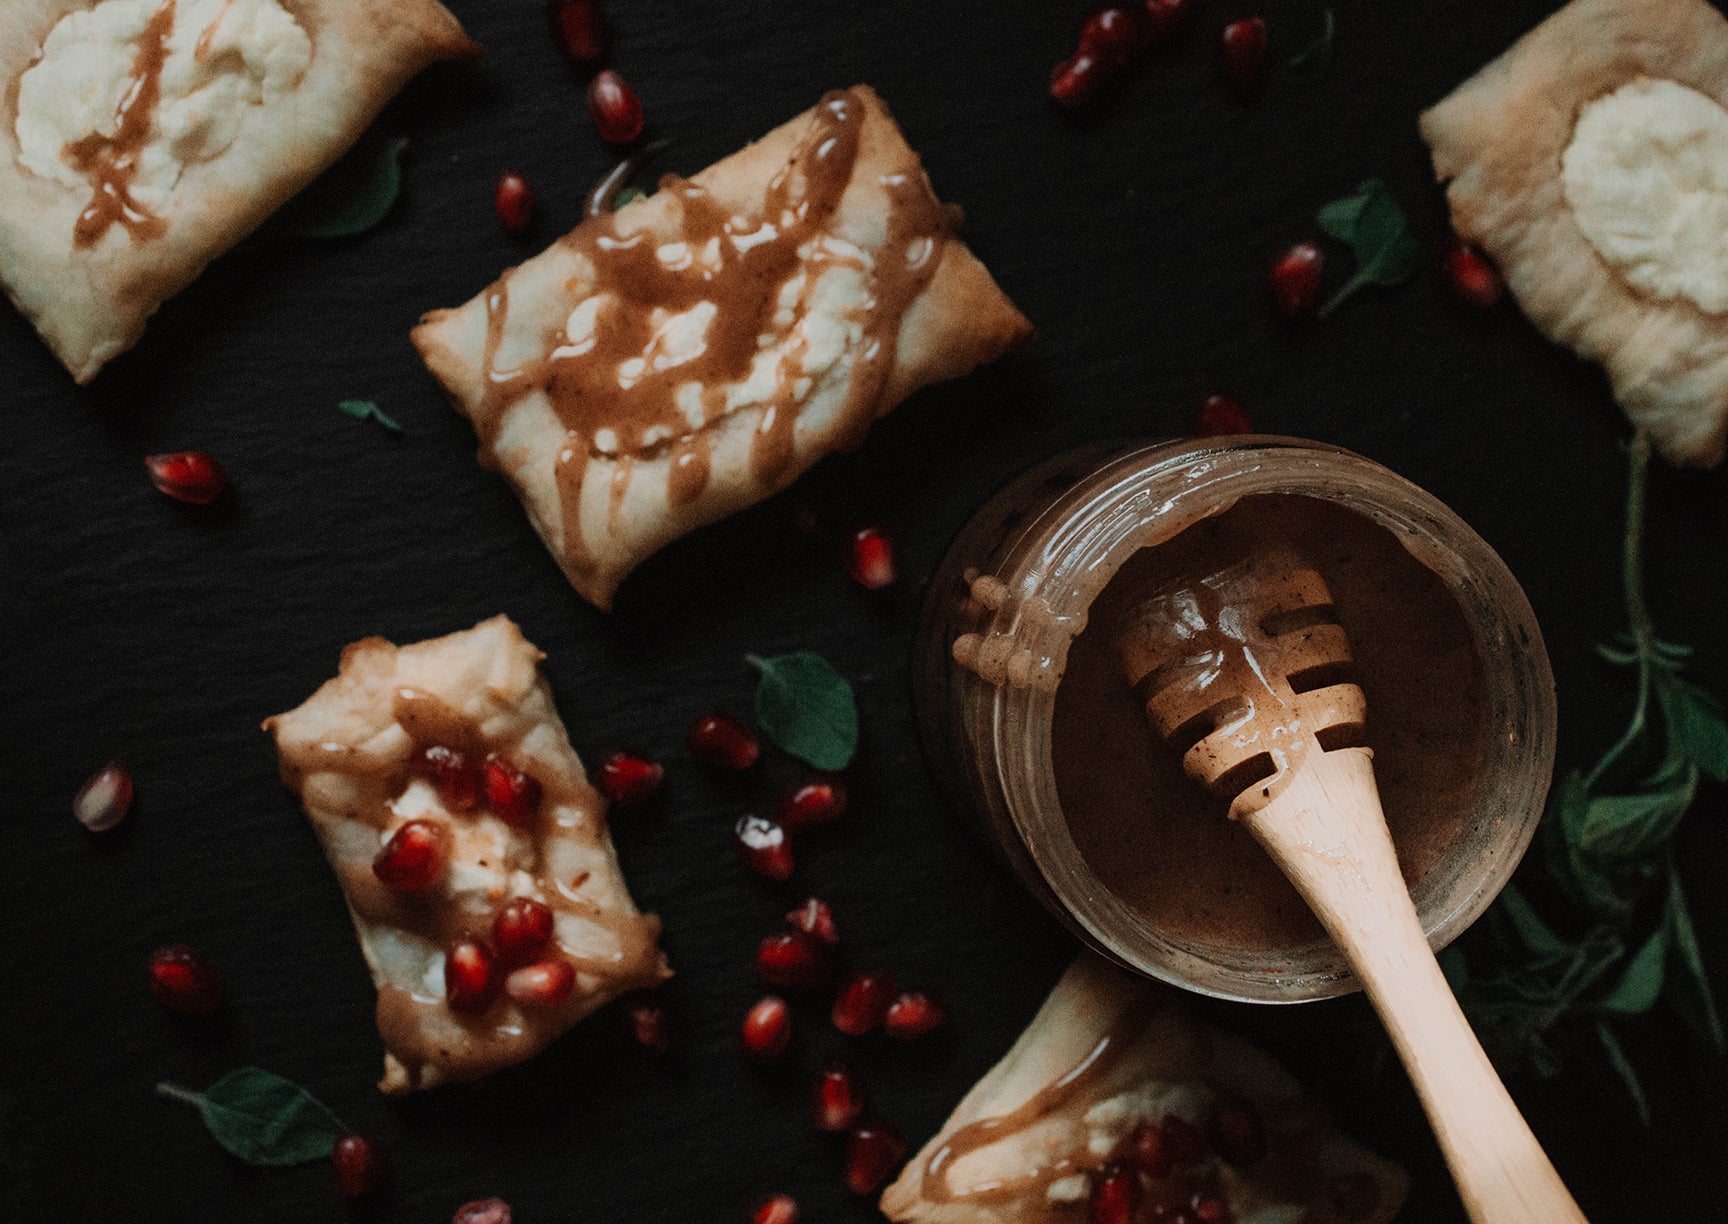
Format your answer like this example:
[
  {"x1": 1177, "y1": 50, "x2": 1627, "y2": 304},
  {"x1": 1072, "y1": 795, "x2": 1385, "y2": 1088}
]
[{"x1": 1242, "y1": 751, "x2": 1587, "y2": 1224}]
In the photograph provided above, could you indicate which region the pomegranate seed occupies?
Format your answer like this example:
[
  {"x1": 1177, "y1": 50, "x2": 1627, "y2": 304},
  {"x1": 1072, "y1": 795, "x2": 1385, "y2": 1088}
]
[
  {"x1": 373, "y1": 819, "x2": 450, "y2": 892},
  {"x1": 785, "y1": 897, "x2": 840, "y2": 946},
  {"x1": 331, "y1": 1133, "x2": 385, "y2": 1199},
  {"x1": 1217, "y1": 18, "x2": 1269, "y2": 96},
  {"x1": 452, "y1": 1199, "x2": 513, "y2": 1224},
  {"x1": 145, "y1": 452, "x2": 227, "y2": 505},
  {"x1": 810, "y1": 1065, "x2": 866, "y2": 1132},
  {"x1": 735, "y1": 815, "x2": 794, "y2": 881},
  {"x1": 1208, "y1": 1096, "x2": 1267, "y2": 1166},
  {"x1": 1189, "y1": 1192, "x2": 1234, "y2": 1224},
  {"x1": 775, "y1": 776, "x2": 847, "y2": 833},
  {"x1": 1125, "y1": 1118, "x2": 1171, "y2": 1177},
  {"x1": 831, "y1": 969, "x2": 898, "y2": 1036},
  {"x1": 1267, "y1": 241, "x2": 1324, "y2": 317},
  {"x1": 483, "y1": 755, "x2": 542, "y2": 828},
  {"x1": 1442, "y1": 241, "x2": 1504, "y2": 309},
  {"x1": 621, "y1": 993, "x2": 676, "y2": 1052},
  {"x1": 741, "y1": 995, "x2": 792, "y2": 1061},
  {"x1": 756, "y1": 929, "x2": 834, "y2": 990},
  {"x1": 492, "y1": 897, "x2": 555, "y2": 966},
  {"x1": 1161, "y1": 1113, "x2": 1209, "y2": 1165},
  {"x1": 1089, "y1": 1164, "x2": 1143, "y2": 1224},
  {"x1": 73, "y1": 761, "x2": 132, "y2": 832},
  {"x1": 147, "y1": 945, "x2": 223, "y2": 1016},
  {"x1": 1049, "y1": 52, "x2": 1110, "y2": 109},
  {"x1": 588, "y1": 69, "x2": 645, "y2": 144},
  {"x1": 1143, "y1": 0, "x2": 1194, "y2": 46},
  {"x1": 445, "y1": 936, "x2": 499, "y2": 1014},
  {"x1": 594, "y1": 749, "x2": 664, "y2": 807},
  {"x1": 846, "y1": 525, "x2": 898, "y2": 590},
  {"x1": 688, "y1": 713, "x2": 760, "y2": 770},
  {"x1": 417, "y1": 744, "x2": 480, "y2": 812},
  {"x1": 505, "y1": 958, "x2": 577, "y2": 1008},
  {"x1": 751, "y1": 1194, "x2": 799, "y2": 1224},
  {"x1": 494, "y1": 172, "x2": 535, "y2": 235},
  {"x1": 548, "y1": 0, "x2": 604, "y2": 62},
  {"x1": 843, "y1": 1117, "x2": 907, "y2": 1196},
  {"x1": 1080, "y1": 7, "x2": 1147, "y2": 66},
  {"x1": 1191, "y1": 393, "x2": 1254, "y2": 437},
  {"x1": 884, "y1": 989, "x2": 947, "y2": 1040}
]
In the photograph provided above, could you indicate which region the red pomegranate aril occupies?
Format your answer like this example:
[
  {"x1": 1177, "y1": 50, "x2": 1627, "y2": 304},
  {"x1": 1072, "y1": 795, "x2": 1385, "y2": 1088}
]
[
  {"x1": 751, "y1": 1194, "x2": 799, "y2": 1224},
  {"x1": 846, "y1": 525, "x2": 898, "y2": 590},
  {"x1": 589, "y1": 69, "x2": 645, "y2": 144},
  {"x1": 418, "y1": 744, "x2": 480, "y2": 812},
  {"x1": 1089, "y1": 1164, "x2": 1143, "y2": 1224},
  {"x1": 74, "y1": 761, "x2": 133, "y2": 832},
  {"x1": 506, "y1": 958, "x2": 576, "y2": 1008},
  {"x1": 494, "y1": 172, "x2": 535, "y2": 235},
  {"x1": 689, "y1": 713, "x2": 760, "y2": 770},
  {"x1": 884, "y1": 989, "x2": 947, "y2": 1041},
  {"x1": 1143, "y1": 0, "x2": 1194, "y2": 46},
  {"x1": 832, "y1": 969, "x2": 898, "y2": 1036},
  {"x1": 147, "y1": 945, "x2": 223, "y2": 1016},
  {"x1": 1442, "y1": 241, "x2": 1504, "y2": 309},
  {"x1": 331, "y1": 1133, "x2": 385, "y2": 1199},
  {"x1": 446, "y1": 936, "x2": 499, "y2": 1014},
  {"x1": 1208, "y1": 1096, "x2": 1267, "y2": 1166},
  {"x1": 452, "y1": 1199, "x2": 513, "y2": 1224},
  {"x1": 548, "y1": 0, "x2": 604, "y2": 62},
  {"x1": 618, "y1": 993, "x2": 675, "y2": 1051},
  {"x1": 735, "y1": 815, "x2": 795, "y2": 881},
  {"x1": 492, "y1": 897, "x2": 555, "y2": 966},
  {"x1": 786, "y1": 896, "x2": 840, "y2": 946},
  {"x1": 1161, "y1": 1113, "x2": 1209, "y2": 1165},
  {"x1": 594, "y1": 749, "x2": 664, "y2": 807},
  {"x1": 810, "y1": 1065, "x2": 866, "y2": 1132},
  {"x1": 1189, "y1": 1193, "x2": 1234, "y2": 1224},
  {"x1": 843, "y1": 1117, "x2": 907, "y2": 1196},
  {"x1": 741, "y1": 995, "x2": 792, "y2": 1061},
  {"x1": 1125, "y1": 1118, "x2": 1171, "y2": 1177},
  {"x1": 373, "y1": 819, "x2": 450, "y2": 892},
  {"x1": 757, "y1": 929, "x2": 834, "y2": 990},
  {"x1": 1267, "y1": 241, "x2": 1324, "y2": 317},
  {"x1": 1049, "y1": 52, "x2": 1110, "y2": 110},
  {"x1": 483, "y1": 755, "x2": 542, "y2": 828},
  {"x1": 1217, "y1": 18, "x2": 1269, "y2": 96},
  {"x1": 1191, "y1": 393, "x2": 1254, "y2": 438},
  {"x1": 1080, "y1": 7, "x2": 1147, "y2": 65},
  {"x1": 145, "y1": 451, "x2": 227, "y2": 505},
  {"x1": 775, "y1": 776, "x2": 847, "y2": 833}
]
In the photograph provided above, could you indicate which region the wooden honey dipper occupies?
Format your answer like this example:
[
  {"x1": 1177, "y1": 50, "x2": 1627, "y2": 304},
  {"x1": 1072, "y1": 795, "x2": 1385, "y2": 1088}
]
[{"x1": 1112, "y1": 547, "x2": 1586, "y2": 1224}]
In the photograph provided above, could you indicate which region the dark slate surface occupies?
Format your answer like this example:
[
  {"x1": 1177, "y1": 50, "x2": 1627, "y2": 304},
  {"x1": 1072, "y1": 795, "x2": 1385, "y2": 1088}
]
[{"x1": 2, "y1": 1, "x2": 1725, "y2": 1220}]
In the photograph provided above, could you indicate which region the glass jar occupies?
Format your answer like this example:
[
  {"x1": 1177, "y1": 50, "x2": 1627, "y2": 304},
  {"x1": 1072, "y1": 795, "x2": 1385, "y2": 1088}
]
[{"x1": 914, "y1": 438, "x2": 1556, "y2": 1003}]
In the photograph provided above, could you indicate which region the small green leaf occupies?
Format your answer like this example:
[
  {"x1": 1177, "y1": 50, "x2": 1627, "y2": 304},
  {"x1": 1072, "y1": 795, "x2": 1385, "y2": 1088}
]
[
  {"x1": 1315, "y1": 179, "x2": 1419, "y2": 316},
  {"x1": 1595, "y1": 1021, "x2": 1652, "y2": 1128},
  {"x1": 1656, "y1": 675, "x2": 1728, "y2": 782},
  {"x1": 747, "y1": 652, "x2": 858, "y2": 770},
  {"x1": 338, "y1": 399, "x2": 403, "y2": 434},
  {"x1": 614, "y1": 186, "x2": 646, "y2": 210},
  {"x1": 295, "y1": 135, "x2": 409, "y2": 239},
  {"x1": 1598, "y1": 923, "x2": 1668, "y2": 1015},
  {"x1": 1665, "y1": 862, "x2": 1724, "y2": 1050},
  {"x1": 156, "y1": 1068, "x2": 345, "y2": 1167}
]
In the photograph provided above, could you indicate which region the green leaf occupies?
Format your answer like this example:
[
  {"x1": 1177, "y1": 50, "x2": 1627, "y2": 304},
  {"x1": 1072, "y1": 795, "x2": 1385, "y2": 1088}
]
[
  {"x1": 747, "y1": 652, "x2": 858, "y2": 770},
  {"x1": 156, "y1": 1069, "x2": 345, "y2": 1167},
  {"x1": 1495, "y1": 882, "x2": 1574, "y2": 968},
  {"x1": 614, "y1": 186, "x2": 646, "y2": 210},
  {"x1": 294, "y1": 134, "x2": 408, "y2": 239},
  {"x1": 1598, "y1": 923, "x2": 1667, "y2": 1015},
  {"x1": 1656, "y1": 675, "x2": 1728, "y2": 782},
  {"x1": 338, "y1": 399, "x2": 403, "y2": 434},
  {"x1": 1595, "y1": 643, "x2": 1639, "y2": 667},
  {"x1": 1665, "y1": 862, "x2": 1725, "y2": 1050},
  {"x1": 1595, "y1": 1021, "x2": 1652, "y2": 1128},
  {"x1": 1315, "y1": 178, "x2": 1419, "y2": 316}
]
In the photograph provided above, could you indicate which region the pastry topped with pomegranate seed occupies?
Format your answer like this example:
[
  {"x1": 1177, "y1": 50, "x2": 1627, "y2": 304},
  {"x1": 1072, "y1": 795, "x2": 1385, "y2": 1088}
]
[
  {"x1": 0, "y1": 0, "x2": 479, "y2": 383},
  {"x1": 1421, "y1": 0, "x2": 1728, "y2": 468},
  {"x1": 264, "y1": 615, "x2": 669, "y2": 1094},
  {"x1": 879, "y1": 955, "x2": 1406, "y2": 1224},
  {"x1": 412, "y1": 85, "x2": 1033, "y2": 610}
]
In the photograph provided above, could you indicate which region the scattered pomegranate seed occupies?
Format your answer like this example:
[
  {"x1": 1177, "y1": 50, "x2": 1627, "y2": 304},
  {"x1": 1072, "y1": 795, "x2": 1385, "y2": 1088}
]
[
  {"x1": 1191, "y1": 393, "x2": 1254, "y2": 437},
  {"x1": 506, "y1": 958, "x2": 577, "y2": 1008},
  {"x1": 594, "y1": 749, "x2": 664, "y2": 807},
  {"x1": 417, "y1": 744, "x2": 480, "y2": 812},
  {"x1": 483, "y1": 755, "x2": 542, "y2": 828},
  {"x1": 1189, "y1": 1192, "x2": 1234, "y2": 1224},
  {"x1": 493, "y1": 172, "x2": 535, "y2": 235},
  {"x1": 1124, "y1": 1118, "x2": 1171, "y2": 1177},
  {"x1": 1080, "y1": 7, "x2": 1147, "y2": 65},
  {"x1": 1143, "y1": 0, "x2": 1194, "y2": 46},
  {"x1": 757, "y1": 929, "x2": 834, "y2": 990},
  {"x1": 810, "y1": 1065, "x2": 866, "y2": 1132},
  {"x1": 1049, "y1": 52, "x2": 1109, "y2": 110},
  {"x1": 751, "y1": 1194, "x2": 799, "y2": 1224},
  {"x1": 688, "y1": 713, "x2": 760, "y2": 770},
  {"x1": 741, "y1": 995, "x2": 792, "y2": 1061},
  {"x1": 588, "y1": 69, "x2": 645, "y2": 144},
  {"x1": 331, "y1": 1134, "x2": 385, "y2": 1199},
  {"x1": 775, "y1": 776, "x2": 847, "y2": 833},
  {"x1": 373, "y1": 819, "x2": 450, "y2": 892},
  {"x1": 1089, "y1": 1164, "x2": 1143, "y2": 1224},
  {"x1": 1208, "y1": 1096, "x2": 1267, "y2": 1166},
  {"x1": 621, "y1": 993, "x2": 676, "y2": 1052},
  {"x1": 145, "y1": 452, "x2": 228, "y2": 505},
  {"x1": 147, "y1": 945, "x2": 223, "y2": 1016},
  {"x1": 1441, "y1": 241, "x2": 1504, "y2": 309},
  {"x1": 735, "y1": 815, "x2": 795, "y2": 881},
  {"x1": 492, "y1": 897, "x2": 555, "y2": 966},
  {"x1": 445, "y1": 936, "x2": 499, "y2": 1014},
  {"x1": 1160, "y1": 1113, "x2": 1209, "y2": 1165},
  {"x1": 73, "y1": 761, "x2": 133, "y2": 832},
  {"x1": 884, "y1": 989, "x2": 947, "y2": 1041},
  {"x1": 843, "y1": 1117, "x2": 907, "y2": 1195},
  {"x1": 1217, "y1": 17, "x2": 1269, "y2": 96},
  {"x1": 548, "y1": 0, "x2": 604, "y2": 62},
  {"x1": 1267, "y1": 241, "x2": 1324, "y2": 317},
  {"x1": 785, "y1": 897, "x2": 840, "y2": 946},
  {"x1": 845, "y1": 525, "x2": 898, "y2": 590},
  {"x1": 831, "y1": 969, "x2": 898, "y2": 1036},
  {"x1": 452, "y1": 1199, "x2": 513, "y2": 1224}
]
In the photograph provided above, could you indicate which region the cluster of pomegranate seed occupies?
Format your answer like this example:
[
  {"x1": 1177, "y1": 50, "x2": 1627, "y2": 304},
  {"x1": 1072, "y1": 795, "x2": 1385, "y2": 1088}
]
[
  {"x1": 73, "y1": 761, "x2": 133, "y2": 832},
  {"x1": 1190, "y1": 393, "x2": 1254, "y2": 438},
  {"x1": 453, "y1": 1198, "x2": 512, "y2": 1224},
  {"x1": 145, "y1": 451, "x2": 228, "y2": 505},
  {"x1": 147, "y1": 944, "x2": 224, "y2": 1017},
  {"x1": 493, "y1": 172, "x2": 535, "y2": 235},
  {"x1": 1049, "y1": 1, "x2": 1195, "y2": 109},
  {"x1": 331, "y1": 1133, "x2": 386, "y2": 1199},
  {"x1": 1082, "y1": 1101, "x2": 1267, "y2": 1223},
  {"x1": 593, "y1": 748, "x2": 664, "y2": 807},
  {"x1": 732, "y1": 773, "x2": 848, "y2": 880}
]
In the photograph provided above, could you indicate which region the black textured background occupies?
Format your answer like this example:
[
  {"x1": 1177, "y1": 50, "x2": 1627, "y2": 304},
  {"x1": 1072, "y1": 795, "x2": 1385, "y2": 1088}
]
[{"x1": 2, "y1": 1, "x2": 1726, "y2": 1221}]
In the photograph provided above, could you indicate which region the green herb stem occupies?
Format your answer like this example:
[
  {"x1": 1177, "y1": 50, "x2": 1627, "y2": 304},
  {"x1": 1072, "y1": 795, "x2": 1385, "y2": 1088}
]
[
  {"x1": 1584, "y1": 432, "x2": 1653, "y2": 793},
  {"x1": 154, "y1": 1082, "x2": 205, "y2": 1108}
]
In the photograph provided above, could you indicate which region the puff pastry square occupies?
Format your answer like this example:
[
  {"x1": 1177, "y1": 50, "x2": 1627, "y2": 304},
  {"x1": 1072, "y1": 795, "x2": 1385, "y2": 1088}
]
[
  {"x1": 264, "y1": 615, "x2": 669, "y2": 1094},
  {"x1": 1420, "y1": 0, "x2": 1728, "y2": 467},
  {"x1": 413, "y1": 85, "x2": 1033, "y2": 611},
  {"x1": 881, "y1": 955, "x2": 1407, "y2": 1224},
  {"x1": 0, "y1": 0, "x2": 479, "y2": 383}
]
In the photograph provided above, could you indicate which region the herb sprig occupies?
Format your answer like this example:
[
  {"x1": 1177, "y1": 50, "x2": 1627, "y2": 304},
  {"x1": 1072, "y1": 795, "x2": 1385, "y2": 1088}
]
[
  {"x1": 1314, "y1": 179, "x2": 1418, "y2": 317},
  {"x1": 1443, "y1": 433, "x2": 1727, "y2": 1123},
  {"x1": 156, "y1": 1067, "x2": 347, "y2": 1166}
]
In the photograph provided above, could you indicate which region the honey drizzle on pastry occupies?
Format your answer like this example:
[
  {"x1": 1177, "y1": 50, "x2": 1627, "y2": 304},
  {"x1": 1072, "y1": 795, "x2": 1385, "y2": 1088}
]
[
  {"x1": 194, "y1": 0, "x2": 239, "y2": 62},
  {"x1": 471, "y1": 88, "x2": 951, "y2": 577},
  {"x1": 65, "y1": 0, "x2": 177, "y2": 249}
]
